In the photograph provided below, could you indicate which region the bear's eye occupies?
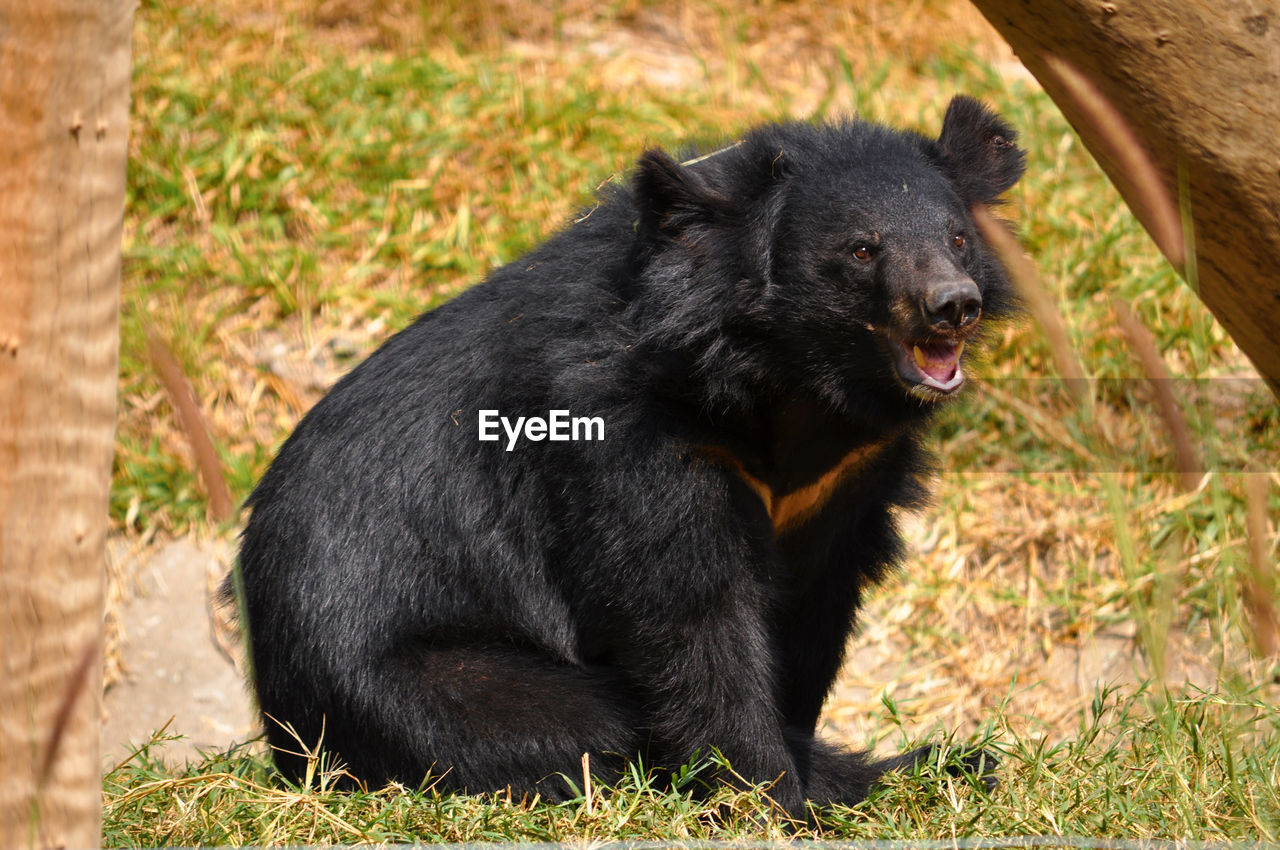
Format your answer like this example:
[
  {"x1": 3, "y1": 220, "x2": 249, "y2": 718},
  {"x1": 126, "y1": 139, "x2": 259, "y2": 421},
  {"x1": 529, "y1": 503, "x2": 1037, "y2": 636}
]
[
  {"x1": 853, "y1": 245, "x2": 873, "y2": 262},
  {"x1": 952, "y1": 233, "x2": 966, "y2": 250}
]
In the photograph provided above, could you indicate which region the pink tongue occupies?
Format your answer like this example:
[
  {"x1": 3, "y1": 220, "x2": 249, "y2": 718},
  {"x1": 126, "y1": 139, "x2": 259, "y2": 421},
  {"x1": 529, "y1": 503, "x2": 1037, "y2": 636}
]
[{"x1": 919, "y1": 346, "x2": 959, "y2": 382}]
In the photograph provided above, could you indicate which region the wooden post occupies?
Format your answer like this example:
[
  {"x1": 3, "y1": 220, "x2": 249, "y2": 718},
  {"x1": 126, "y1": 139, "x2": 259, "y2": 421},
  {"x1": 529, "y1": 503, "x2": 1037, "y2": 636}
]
[
  {"x1": 0, "y1": 0, "x2": 134, "y2": 846},
  {"x1": 967, "y1": 0, "x2": 1280, "y2": 396}
]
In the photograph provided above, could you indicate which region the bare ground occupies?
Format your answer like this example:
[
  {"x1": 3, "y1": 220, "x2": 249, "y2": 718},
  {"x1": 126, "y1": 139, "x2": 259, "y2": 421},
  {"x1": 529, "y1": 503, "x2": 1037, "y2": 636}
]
[{"x1": 102, "y1": 535, "x2": 257, "y2": 770}]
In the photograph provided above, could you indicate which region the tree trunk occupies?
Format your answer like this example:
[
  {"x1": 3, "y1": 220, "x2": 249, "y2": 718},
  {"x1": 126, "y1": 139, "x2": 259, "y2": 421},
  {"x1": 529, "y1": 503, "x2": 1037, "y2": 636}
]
[
  {"x1": 0, "y1": 1, "x2": 134, "y2": 846},
  {"x1": 967, "y1": 0, "x2": 1280, "y2": 396}
]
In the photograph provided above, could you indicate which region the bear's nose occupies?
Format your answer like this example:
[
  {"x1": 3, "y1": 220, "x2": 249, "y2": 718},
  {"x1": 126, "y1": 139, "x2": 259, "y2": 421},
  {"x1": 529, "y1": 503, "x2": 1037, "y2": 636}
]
[{"x1": 924, "y1": 278, "x2": 982, "y2": 331}]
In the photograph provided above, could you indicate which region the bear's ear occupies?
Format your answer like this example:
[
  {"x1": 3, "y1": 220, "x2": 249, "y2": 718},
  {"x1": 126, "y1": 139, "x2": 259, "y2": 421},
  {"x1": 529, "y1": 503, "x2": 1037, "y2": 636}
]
[
  {"x1": 935, "y1": 95, "x2": 1026, "y2": 204},
  {"x1": 632, "y1": 148, "x2": 733, "y2": 240}
]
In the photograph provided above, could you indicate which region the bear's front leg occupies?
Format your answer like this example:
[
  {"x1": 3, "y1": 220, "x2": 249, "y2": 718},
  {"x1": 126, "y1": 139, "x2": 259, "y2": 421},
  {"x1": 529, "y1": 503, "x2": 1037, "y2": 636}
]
[
  {"x1": 621, "y1": 582, "x2": 805, "y2": 817},
  {"x1": 586, "y1": 454, "x2": 804, "y2": 816}
]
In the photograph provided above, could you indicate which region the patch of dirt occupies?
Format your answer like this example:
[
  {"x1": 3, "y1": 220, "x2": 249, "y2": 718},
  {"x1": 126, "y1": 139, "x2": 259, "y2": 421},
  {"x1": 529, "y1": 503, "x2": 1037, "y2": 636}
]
[{"x1": 102, "y1": 536, "x2": 257, "y2": 770}]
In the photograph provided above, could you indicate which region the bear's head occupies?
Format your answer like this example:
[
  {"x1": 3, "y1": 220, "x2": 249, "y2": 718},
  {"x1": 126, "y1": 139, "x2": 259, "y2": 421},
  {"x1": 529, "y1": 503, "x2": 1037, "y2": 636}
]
[{"x1": 632, "y1": 95, "x2": 1025, "y2": 415}]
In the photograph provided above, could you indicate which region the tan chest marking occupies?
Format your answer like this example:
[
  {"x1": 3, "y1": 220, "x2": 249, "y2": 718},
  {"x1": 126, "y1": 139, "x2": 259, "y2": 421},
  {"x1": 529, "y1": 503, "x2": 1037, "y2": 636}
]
[{"x1": 702, "y1": 440, "x2": 891, "y2": 535}]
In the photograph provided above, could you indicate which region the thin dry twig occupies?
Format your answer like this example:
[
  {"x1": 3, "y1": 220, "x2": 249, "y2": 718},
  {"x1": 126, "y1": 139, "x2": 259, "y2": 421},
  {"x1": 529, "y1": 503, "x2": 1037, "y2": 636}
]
[
  {"x1": 1110, "y1": 297, "x2": 1201, "y2": 491},
  {"x1": 36, "y1": 639, "x2": 98, "y2": 790},
  {"x1": 1244, "y1": 473, "x2": 1279, "y2": 659},
  {"x1": 147, "y1": 328, "x2": 235, "y2": 522},
  {"x1": 1040, "y1": 54, "x2": 1185, "y2": 271},
  {"x1": 972, "y1": 204, "x2": 1088, "y2": 404}
]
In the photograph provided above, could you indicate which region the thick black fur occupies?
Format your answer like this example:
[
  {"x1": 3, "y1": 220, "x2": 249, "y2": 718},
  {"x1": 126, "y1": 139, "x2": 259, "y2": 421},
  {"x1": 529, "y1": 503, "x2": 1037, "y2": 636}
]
[{"x1": 234, "y1": 95, "x2": 1026, "y2": 816}]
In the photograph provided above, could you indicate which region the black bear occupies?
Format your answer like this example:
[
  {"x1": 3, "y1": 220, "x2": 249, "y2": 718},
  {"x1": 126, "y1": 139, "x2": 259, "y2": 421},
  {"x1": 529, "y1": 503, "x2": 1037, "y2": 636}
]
[{"x1": 234, "y1": 95, "x2": 1025, "y2": 816}]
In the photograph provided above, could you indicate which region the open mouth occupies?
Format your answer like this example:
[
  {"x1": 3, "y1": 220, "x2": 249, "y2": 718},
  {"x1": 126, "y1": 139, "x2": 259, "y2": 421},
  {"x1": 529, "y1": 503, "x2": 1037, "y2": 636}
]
[{"x1": 888, "y1": 337, "x2": 966, "y2": 396}]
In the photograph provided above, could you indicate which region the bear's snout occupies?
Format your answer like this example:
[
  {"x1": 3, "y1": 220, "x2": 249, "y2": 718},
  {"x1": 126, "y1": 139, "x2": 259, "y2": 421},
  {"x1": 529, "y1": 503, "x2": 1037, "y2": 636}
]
[{"x1": 924, "y1": 275, "x2": 982, "y2": 333}]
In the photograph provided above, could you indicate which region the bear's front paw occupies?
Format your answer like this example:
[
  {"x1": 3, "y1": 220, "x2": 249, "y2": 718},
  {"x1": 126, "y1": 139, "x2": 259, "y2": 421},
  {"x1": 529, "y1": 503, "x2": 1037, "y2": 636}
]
[
  {"x1": 883, "y1": 743, "x2": 1000, "y2": 792},
  {"x1": 951, "y1": 744, "x2": 1000, "y2": 792}
]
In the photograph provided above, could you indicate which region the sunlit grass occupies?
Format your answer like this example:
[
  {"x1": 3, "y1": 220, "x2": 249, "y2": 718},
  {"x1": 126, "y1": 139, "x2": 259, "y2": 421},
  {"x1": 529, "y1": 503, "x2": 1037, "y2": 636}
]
[{"x1": 104, "y1": 688, "x2": 1280, "y2": 842}]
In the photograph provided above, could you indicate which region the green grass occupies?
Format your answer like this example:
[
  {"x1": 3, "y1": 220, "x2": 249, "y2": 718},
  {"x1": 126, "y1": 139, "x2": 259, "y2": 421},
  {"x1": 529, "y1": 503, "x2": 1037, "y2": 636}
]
[
  {"x1": 108, "y1": 0, "x2": 1280, "y2": 843},
  {"x1": 104, "y1": 689, "x2": 1280, "y2": 842}
]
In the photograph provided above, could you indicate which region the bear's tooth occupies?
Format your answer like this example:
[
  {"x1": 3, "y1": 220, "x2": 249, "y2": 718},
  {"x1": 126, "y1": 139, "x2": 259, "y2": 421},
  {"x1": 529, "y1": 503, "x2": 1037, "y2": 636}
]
[
  {"x1": 956, "y1": 341, "x2": 965, "y2": 360},
  {"x1": 913, "y1": 345, "x2": 927, "y2": 369}
]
